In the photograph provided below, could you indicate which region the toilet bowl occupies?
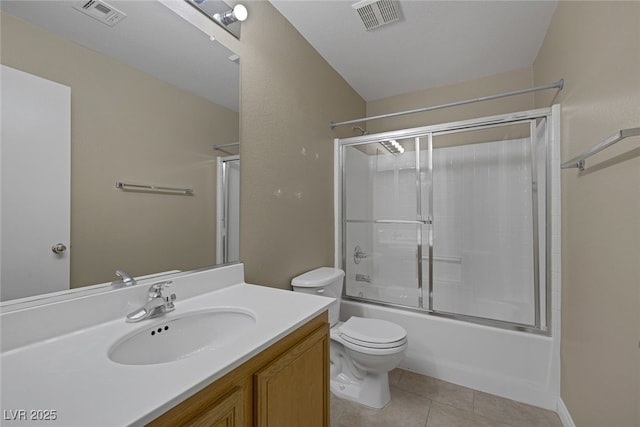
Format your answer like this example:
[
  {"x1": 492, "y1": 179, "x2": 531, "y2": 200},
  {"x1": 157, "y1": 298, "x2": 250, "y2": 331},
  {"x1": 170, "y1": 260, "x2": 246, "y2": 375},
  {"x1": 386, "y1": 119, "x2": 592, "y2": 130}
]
[{"x1": 292, "y1": 267, "x2": 407, "y2": 408}]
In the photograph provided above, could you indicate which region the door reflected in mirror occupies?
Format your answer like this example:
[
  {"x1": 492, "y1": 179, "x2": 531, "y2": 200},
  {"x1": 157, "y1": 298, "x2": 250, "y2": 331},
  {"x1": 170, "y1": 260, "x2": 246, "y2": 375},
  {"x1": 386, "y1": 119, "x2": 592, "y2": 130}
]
[{"x1": 0, "y1": 0, "x2": 240, "y2": 303}]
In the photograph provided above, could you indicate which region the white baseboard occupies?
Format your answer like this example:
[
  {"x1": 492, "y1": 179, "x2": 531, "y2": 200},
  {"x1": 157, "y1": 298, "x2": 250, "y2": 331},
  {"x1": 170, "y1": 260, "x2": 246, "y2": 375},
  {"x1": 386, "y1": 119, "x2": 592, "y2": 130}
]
[{"x1": 557, "y1": 398, "x2": 576, "y2": 427}]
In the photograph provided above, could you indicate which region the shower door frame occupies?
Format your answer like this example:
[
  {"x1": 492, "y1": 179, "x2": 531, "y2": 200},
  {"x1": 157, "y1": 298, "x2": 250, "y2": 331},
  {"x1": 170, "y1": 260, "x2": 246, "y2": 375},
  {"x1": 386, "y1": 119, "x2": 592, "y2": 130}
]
[
  {"x1": 335, "y1": 107, "x2": 556, "y2": 335},
  {"x1": 216, "y1": 155, "x2": 240, "y2": 265}
]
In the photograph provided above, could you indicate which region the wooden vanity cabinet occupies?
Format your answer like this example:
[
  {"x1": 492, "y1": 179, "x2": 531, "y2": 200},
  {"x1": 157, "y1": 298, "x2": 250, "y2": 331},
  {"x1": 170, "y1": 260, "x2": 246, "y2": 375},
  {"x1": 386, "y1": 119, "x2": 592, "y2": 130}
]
[
  {"x1": 148, "y1": 312, "x2": 329, "y2": 427},
  {"x1": 183, "y1": 387, "x2": 245, "y2": 427}
]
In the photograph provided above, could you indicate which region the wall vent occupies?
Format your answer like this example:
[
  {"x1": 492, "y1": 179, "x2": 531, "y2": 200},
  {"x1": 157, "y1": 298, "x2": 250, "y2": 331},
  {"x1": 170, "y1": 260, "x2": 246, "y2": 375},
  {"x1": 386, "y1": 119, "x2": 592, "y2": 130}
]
[
  {"x1": 72, "y1": 0, "x2": 126, "y2": 27},
  {"x1": 352, "y1": 0, "x2": 402, "y2": 31}
]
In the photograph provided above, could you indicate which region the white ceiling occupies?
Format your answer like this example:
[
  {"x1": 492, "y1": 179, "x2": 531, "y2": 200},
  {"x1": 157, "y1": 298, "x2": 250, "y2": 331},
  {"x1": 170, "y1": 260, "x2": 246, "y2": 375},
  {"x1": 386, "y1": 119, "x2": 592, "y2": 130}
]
[
  {"x1": 1, "y1": 0, "x2": 240, "y2": 111},
  {"x1": 270, "y1": 0, "x2": 557, "y2": 101},
  {"x1": 3, "y1": 1, "x2": 557, "y2": 108}
]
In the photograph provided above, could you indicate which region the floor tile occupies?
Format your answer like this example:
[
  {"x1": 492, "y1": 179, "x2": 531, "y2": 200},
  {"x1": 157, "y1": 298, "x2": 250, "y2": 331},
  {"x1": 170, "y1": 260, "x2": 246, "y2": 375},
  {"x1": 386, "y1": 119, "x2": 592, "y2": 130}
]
[
  {"x1": 396, "y1": 370, "x2": 475, "y2": 412},
  {"x1": 331, "y1": 392, "x2": 367, "y2": 427},
  {"x1": 331, "y1": 386, "x2": 431, "y2": 427},
  {"x1": 473, "y1": 391, "x2": 563, "y2": 427},
  {"x1": 330, "y1": 369, "x2": 563, "y2": 427},
  {"x1": 426, "y1": 401, "x2": 512, "y2": 427}
]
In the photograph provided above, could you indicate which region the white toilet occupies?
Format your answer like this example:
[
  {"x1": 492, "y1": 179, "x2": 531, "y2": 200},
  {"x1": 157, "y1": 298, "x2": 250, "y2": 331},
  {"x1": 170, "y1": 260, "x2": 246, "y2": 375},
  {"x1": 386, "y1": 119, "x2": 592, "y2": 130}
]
[{"x1": 292, "y1": 267, "x2": 407, "y2": 409}]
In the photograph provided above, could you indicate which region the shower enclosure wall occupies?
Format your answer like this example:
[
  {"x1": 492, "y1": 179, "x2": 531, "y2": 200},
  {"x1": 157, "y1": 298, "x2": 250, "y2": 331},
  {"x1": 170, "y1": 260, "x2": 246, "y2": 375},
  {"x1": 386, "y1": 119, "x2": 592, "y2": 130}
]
[{"x1": 336, "y1": 108, "x2": 555, "y2": 334}]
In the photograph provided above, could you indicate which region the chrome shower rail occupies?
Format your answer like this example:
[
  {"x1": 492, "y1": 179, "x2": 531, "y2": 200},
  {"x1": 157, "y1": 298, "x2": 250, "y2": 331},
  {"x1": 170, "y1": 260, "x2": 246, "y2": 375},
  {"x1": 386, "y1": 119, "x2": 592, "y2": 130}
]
[
  {"x1": 115, "y1": 181, "x2": 193, "y2": 195},
  {"x1": 213, "y1": 142, "x2": 239, "y2": 155},
  {"x1": 561, "y1": 127, "x2": 640, "y2": 170},
  {"x1": 330, "y1": 79, "x2": 564, "y2": 129}
]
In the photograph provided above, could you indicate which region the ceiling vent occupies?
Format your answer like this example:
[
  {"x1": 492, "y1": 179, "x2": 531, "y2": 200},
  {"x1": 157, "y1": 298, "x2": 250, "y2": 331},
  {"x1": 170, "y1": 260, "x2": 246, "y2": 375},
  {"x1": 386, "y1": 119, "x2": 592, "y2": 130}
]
[
  {"x1": 352, "y1": 0, "x2": 402, "y2": 31},
  {"x1": 72, "y1": 0, "x2": 126, "y2": 27}
]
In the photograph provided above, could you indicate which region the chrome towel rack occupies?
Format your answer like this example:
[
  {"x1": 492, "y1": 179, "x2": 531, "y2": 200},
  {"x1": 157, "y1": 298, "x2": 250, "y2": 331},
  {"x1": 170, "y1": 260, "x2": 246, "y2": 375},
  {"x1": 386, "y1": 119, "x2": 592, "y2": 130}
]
[
  {"x1": 561, "y1": 127, "x2": 640, "y2": 171},
  {"x1": 115, "y1": 181, "x2": 193, "y2": 195}
]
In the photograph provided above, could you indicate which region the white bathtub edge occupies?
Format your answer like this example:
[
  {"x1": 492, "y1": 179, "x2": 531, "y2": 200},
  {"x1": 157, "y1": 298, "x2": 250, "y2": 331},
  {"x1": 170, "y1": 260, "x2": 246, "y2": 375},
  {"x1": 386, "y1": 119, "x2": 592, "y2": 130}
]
[
  {"x1": 341, "y1": 299, "x2": 561, "y2": 411},
  {"x1": 400, "y1": 354, "x2": 558, "y2": 410},
  {"x1": 557, "y1": 398, "x2": 576, "y2": 427}
]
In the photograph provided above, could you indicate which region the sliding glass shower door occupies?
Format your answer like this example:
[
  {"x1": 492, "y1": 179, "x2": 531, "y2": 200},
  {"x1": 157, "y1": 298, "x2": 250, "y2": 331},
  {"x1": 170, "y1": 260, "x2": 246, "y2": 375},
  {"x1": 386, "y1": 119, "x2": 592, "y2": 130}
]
[
  {"x1": 428, "y1": 122, "x2": 545, "y2": 326},
  {"x1": 342, "y1": 138, "x2": 427, "y2": 308},
  {"x1": 340, "y1": 112, "x2": 550, "y2": 332}
]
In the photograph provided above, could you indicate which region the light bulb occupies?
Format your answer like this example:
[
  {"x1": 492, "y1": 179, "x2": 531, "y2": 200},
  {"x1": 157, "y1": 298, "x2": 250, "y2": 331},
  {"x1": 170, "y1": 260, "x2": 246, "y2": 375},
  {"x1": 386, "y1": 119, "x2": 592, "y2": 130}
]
[{"x1": 232, "y1": 4, "x2": 248, "y2": 22}]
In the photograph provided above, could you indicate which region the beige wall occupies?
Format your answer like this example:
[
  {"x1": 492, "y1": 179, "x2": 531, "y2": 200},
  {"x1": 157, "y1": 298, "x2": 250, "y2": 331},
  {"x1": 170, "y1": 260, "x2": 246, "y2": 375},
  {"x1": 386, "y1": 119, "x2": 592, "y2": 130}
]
[
  {"x1": 1, "y1": 12, "x2": 239, "y2": 288},
  {"x1": 533, "y1": 2, "x2": 640, "y2": 426},
  {"x1": 166, "y1": 0, "x2": 365, "y2": 289},
  {"x1": 237, "y1": 2, "x2": 364, "y2": 288},
  {"x1": 365, "y1": 67, "x2": 535, "y2": 134}
]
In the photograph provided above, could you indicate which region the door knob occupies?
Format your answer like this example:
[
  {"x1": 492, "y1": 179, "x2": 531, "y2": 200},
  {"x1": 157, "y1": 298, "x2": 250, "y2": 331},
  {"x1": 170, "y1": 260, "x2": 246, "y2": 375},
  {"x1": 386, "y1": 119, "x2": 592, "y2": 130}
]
[{"x1": 51, "y1": 243, "x2": 67, "y2": 254}]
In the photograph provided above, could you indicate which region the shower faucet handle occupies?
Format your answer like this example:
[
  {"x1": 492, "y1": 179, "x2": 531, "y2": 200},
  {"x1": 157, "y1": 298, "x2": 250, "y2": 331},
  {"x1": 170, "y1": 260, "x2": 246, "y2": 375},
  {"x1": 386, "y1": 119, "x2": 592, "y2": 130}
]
[{"x1": 354, "y1": 245, "x2": 369, "y2": 264}]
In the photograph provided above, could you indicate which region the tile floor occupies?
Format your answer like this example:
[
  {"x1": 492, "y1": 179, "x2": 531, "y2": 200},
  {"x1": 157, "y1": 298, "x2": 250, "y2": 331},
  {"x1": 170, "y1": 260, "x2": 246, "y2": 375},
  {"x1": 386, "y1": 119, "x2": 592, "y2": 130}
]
[{"x1": 331, "y1": 369, "x2": 563, "y2": 427}]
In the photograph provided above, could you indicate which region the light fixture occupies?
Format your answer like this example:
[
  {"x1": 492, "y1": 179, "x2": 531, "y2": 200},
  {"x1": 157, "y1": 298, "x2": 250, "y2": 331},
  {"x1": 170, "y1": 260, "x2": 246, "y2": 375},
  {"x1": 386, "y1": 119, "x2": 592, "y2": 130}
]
[
  {"x1": 186, "y1": 0, "x2": 248, "y2": 39},
  {"x1": 379, "y1": 139, "x2": 404, "y2": 155},
  {"x1": 214, "y1": 4, "x2": 248, "y2": 26}
]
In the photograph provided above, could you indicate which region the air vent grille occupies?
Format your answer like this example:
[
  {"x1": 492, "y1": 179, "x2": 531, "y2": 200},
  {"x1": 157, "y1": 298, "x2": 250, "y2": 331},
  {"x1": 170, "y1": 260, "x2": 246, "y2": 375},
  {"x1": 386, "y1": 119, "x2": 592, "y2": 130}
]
[
  {"x1": 352, "y1": 0, "x2": 402, "y2": 31},
  {"x1": 378, "y1": 0, "x2": 399, "y2": 22},
  {"x1": 72, "y1": 0, "x2": 126, "y2": 27}
]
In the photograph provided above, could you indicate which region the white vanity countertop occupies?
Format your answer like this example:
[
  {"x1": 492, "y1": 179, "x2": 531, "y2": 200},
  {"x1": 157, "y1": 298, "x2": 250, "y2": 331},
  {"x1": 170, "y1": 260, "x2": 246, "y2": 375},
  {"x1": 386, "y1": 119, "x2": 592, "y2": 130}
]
[{"x1": 0, "y1": 281, "x2": 332, "y2": 426}]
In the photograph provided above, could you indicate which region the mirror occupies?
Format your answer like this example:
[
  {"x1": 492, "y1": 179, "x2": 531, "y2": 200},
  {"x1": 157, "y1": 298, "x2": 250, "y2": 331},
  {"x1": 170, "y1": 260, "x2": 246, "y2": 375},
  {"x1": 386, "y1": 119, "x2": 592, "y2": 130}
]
[{"x1": 0, "y1": 0, "x2": 240, "y2": 304}]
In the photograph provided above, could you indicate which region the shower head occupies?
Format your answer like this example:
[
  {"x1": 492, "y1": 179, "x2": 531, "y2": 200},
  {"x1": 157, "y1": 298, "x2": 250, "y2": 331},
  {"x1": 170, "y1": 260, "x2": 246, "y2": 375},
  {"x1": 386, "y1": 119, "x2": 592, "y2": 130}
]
[{"x1": 352, "y1": 126, "x2": 368, "y2": 135}]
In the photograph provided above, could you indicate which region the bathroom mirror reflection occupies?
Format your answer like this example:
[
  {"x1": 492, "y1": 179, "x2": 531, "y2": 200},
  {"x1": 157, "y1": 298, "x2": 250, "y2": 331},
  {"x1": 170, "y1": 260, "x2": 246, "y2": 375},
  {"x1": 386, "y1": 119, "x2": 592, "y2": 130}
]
[{"x1": 0, "y1": 0, "x2": 240, "y2": 303}]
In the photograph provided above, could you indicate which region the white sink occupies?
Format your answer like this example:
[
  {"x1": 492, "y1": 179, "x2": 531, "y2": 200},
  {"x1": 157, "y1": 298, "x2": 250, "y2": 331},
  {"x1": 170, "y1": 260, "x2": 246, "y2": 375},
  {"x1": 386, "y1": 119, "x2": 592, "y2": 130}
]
[{"x1": 108, "y1": 308, "x2": 256, "y2": 365}]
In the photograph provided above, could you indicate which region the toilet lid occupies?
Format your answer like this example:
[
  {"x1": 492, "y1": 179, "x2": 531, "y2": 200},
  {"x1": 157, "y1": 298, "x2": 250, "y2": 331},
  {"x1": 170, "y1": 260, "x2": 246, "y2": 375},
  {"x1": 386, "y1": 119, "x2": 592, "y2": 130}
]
[
  {"x1": 339, "y1": 317, "x2": 407, "y2": 346},
  {"x1": 291, "y1": 267, "x2": 344, "y2": 287}
]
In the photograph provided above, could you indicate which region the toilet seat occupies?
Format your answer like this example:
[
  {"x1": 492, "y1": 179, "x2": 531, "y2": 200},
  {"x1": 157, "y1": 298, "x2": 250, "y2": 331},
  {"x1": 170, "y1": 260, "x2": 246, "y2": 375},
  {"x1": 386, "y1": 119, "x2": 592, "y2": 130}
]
[
  {"x1": 340, "y1": 334, "x2": 407, "y2": 349},
  {"x1": 338, "y1": 317, "x2": 407, "y2": 351}
]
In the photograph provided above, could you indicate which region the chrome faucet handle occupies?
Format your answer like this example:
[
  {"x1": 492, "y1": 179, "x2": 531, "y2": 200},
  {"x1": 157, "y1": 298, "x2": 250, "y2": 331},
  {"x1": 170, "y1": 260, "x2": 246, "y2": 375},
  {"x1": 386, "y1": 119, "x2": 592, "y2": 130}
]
[
  {"x1": 148, "y1": 280, "x2": 173, "y2": 299},
  {"x1": 125, "y1": 281, "x2": 176, "y2": 322},
  {"x1": 166, "y1": 293, "x2": 177, "y2": 310},
  {"x1": 112, "y1": 269, "x2": 137, "y2": 288}
]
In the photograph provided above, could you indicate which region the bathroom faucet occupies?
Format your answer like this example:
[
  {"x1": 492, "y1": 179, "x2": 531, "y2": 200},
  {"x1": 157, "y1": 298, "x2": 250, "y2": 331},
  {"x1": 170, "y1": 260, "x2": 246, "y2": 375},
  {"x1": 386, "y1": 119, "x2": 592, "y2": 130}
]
[
  {"x1": 125, "y1": 281, "x2": 176, "y2": 323},
  {"x1": 112, "y1": 269, "x2": 137, "y2": 288}
]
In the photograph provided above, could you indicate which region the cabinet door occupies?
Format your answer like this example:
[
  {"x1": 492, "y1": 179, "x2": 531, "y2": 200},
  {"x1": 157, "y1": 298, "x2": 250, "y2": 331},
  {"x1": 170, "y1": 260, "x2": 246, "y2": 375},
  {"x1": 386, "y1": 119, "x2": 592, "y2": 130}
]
[
  {"x1": 255, "y1": 325, "x2": 329, "y2": 427},
  {"x1": 184, "y1": 387, "x2": 244, "y2": 427}
]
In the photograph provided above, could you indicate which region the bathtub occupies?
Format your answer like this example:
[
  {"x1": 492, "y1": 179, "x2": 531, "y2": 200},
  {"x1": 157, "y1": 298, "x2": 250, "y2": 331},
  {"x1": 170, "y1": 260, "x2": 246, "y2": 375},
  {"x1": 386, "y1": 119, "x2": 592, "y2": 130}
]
[
  {"x1": 345, "y1": 278, "x2": 536, "y2": 325},
  {"x1": 340, "y1": 299, "x2": 560, "y2": 410}
]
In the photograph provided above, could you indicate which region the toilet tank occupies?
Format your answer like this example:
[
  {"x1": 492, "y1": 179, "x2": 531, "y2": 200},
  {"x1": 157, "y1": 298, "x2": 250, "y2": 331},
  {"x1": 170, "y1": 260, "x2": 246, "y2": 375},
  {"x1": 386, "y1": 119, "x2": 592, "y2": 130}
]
[{"x1": 291, "y1": 267, "x2": 344, "y2": 326}]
